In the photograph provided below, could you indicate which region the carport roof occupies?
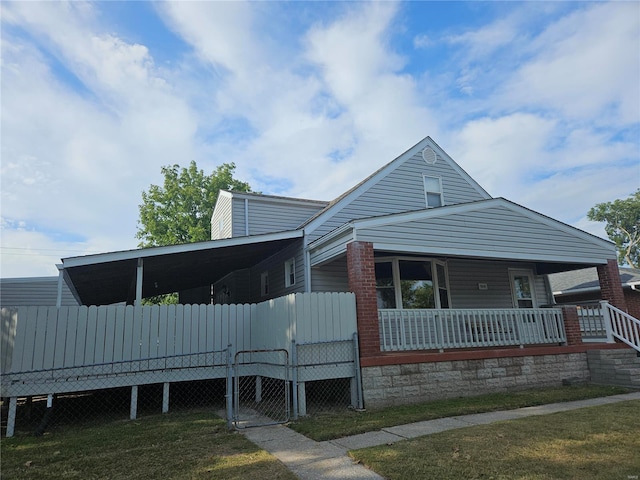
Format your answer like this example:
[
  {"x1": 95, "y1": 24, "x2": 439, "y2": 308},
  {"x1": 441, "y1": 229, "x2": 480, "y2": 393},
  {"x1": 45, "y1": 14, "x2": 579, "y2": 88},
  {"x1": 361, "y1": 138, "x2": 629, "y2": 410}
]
[{"x1": 61, "y1": 230, "x2": 303, "y2": 306}]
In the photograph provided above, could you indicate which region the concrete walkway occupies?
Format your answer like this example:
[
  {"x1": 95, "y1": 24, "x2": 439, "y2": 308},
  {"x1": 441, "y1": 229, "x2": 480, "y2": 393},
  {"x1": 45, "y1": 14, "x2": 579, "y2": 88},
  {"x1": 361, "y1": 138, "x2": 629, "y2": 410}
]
[{"x1": 241, "y1": 391, "x2": 640, "y2": 480}]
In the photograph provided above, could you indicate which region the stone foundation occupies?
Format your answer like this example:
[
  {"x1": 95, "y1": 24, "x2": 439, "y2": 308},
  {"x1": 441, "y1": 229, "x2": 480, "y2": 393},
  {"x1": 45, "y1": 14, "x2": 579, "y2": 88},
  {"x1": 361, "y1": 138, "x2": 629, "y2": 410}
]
[{"x1": 361, "y1": 353, "x2": 590, "y2": 408}]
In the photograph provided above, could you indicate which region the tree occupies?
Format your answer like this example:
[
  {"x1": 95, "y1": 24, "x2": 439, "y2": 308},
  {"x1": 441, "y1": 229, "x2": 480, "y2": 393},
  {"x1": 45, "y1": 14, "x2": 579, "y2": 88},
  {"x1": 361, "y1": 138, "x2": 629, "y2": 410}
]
[
  {"x1": 588, "y1": 189, "x2": 640, "y2": 268},
  {"x1": 136, "y1": 161, "x2": 252, "y2": 248}
]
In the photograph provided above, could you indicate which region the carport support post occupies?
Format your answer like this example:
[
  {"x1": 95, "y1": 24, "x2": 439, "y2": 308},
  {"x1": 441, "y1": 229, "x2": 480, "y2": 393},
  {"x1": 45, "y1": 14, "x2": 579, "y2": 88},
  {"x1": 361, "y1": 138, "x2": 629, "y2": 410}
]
[
  {"x1": 6, "y1": 397, "x2": 17, "y2": 437},
  {"x1": 162, "y1": 382, "x2": 170, "y2": 413},
  {"x1": 135, "y1": 258, "x2": 143, "y2": 306},
  {"x1": 130, "y1": 385, "x2": 138, "y2": 420},
  {"x1": 56, "y1": 265, "x2": 64, "y2": 307}
]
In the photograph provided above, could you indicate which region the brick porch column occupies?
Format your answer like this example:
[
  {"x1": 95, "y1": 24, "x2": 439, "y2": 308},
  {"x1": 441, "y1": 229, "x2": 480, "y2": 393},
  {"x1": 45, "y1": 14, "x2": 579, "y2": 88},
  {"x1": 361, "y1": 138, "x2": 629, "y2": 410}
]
[
  {"x1": 561, "y1": 305, "x2": 582, "y2": 345},
  {"x1": 346, "y1": 241, "x2": 380, "y2": 357},
  {"x1": 597, "y1": 259, "x2": 628, "y2": 312}
]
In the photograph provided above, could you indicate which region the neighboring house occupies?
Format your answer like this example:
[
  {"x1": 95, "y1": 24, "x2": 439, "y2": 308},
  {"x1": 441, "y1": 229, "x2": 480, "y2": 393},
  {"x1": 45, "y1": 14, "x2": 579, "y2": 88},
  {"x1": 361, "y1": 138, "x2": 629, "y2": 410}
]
[
  {"x1": 550, "y1": 266, "x2": 640, "y2": 319},
  {"x1": 4, "y1": 136, "x2": 635, "y2": 413},
  {"x1": 0, "y1": 277, "x2": 79, "y2": 307}
]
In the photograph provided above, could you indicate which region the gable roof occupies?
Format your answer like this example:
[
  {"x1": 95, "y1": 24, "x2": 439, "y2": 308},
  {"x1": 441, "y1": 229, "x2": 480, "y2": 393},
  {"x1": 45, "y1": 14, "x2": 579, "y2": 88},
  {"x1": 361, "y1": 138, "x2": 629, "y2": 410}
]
[
  {"x1": 300, "y1": 136, "x2": 491, "y2": 233},
  {"x1": 308, "y1": 197, "x2": 616, "y2": 268}
]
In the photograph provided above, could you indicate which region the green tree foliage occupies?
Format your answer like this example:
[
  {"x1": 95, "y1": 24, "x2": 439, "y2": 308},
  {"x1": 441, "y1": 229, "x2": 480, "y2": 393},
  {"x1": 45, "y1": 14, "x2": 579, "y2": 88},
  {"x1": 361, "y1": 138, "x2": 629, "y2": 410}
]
[
  {"x1": 136, "y1": 161, "x2": 252, "y2": 248},
  {"x1": 588, "y1": 189, "x2": 640, "y2": 268}
]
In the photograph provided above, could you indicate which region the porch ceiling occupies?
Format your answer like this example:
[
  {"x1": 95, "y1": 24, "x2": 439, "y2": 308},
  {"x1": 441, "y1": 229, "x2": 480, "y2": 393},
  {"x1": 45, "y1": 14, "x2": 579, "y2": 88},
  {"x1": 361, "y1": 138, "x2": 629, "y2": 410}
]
[{"x1": 62, "y1": 232, "x2": 303, "y2": 306}]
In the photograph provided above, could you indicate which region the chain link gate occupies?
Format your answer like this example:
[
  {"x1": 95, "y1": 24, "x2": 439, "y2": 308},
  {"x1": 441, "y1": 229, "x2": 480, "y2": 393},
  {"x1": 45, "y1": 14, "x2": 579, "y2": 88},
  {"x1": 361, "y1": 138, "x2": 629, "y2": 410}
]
[{"x1": 231, "y1": 349, "x2": 290, "y2": 429}]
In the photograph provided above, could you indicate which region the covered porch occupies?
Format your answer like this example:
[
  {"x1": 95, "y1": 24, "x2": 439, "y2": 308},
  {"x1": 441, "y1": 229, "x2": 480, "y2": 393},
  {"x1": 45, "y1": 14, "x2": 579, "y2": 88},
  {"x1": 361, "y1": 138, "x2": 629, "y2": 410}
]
[{"x1": 308, "y1": 198, "x2": 627, "y2": 360}]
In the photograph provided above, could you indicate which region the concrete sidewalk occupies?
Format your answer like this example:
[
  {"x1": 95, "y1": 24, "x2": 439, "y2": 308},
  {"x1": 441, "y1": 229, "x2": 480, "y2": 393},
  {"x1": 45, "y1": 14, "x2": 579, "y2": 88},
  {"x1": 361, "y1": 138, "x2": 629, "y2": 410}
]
[{"x1": 241, "y1": 391, "x2": 640, "y2": 479}]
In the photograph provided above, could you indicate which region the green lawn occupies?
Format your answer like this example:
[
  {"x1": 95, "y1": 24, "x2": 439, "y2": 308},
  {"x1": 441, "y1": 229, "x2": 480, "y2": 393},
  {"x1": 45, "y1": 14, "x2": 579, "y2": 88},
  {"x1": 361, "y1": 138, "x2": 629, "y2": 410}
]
[
  {"x1": 0, "y1": 410, "x2": 296, "y2": 480},
  {"x1": 351, "y1": 400, "x2": 640, "y2": 480},
  {"x1": 290, "y1": 384, "x2": 631, "y2": 441},
  {"x1": 1, "y1": 385, "x2": 635, "y2": 480}
]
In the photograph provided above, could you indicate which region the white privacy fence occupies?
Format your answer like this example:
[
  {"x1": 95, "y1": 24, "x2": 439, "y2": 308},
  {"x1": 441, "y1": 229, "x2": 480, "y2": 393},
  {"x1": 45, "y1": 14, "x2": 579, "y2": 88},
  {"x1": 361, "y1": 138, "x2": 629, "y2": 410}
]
[
  {"x1": 379, "y1": 308, "x2": 566, "y2": 352},
  {"x1": 0, "y1": 293, "x2": 357, "y2": 394}
]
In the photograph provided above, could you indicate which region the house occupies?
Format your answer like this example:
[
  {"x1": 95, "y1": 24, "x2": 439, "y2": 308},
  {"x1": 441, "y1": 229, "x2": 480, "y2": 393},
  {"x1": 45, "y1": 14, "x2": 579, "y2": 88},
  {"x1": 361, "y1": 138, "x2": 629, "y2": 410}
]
[
  {"x1": 550, "y1": 266, "x2": 640, "y2": 319},
  {"x1": 2, "y1": 136, "x2": 637, "y2": 426},
  {"x1": 0, "y1": 277, "x2": 79, "y2": 307}
]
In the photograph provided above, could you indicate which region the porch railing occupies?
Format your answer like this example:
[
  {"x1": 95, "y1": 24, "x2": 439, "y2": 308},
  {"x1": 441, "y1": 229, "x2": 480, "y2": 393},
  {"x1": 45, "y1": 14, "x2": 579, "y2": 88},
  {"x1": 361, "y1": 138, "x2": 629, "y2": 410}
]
[
  {"x1": 602, "y1": 301, "x2": 640, "y2": 353},
  {"x1": 576, "y1": 302, "x2": 608, "y2": 341},
  {"x1": 378, "y1": 308, "x2": 566, "y2": 352}
]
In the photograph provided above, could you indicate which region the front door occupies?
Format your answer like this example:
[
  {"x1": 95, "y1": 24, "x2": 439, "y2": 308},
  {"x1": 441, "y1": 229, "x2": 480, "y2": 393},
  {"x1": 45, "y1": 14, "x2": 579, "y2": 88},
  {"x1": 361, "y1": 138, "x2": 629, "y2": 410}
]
[{"x1": 509, "y1": 270, "x2": 537, "y2": 308}]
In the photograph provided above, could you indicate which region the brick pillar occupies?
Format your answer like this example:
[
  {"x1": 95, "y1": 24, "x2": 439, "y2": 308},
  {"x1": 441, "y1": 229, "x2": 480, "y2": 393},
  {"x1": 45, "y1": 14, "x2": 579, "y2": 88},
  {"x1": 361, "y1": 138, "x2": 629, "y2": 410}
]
[
  {"x1": 561, "y1": 305, "x2": 582, "y2": 345},
  {"x1": 597, "y1": 259, "x2": 627, "y2": 312},
  {"x1": 346, "y1": 241, "x2": 380, "y2": 357}
]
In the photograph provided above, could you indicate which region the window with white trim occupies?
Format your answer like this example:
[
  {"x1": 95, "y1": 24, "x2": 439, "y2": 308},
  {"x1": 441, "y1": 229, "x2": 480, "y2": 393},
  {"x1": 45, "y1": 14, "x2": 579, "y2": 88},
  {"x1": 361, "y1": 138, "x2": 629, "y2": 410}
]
[
  {"x1": 423, "y1": 175, "x2": 443, "y2": 207},
  {"x1": 509, "y1": 270, "x2": 536, "y2": 308},
  {"x1": 375, "y1": 257, "x2": 450, "y2": 309},
  {"x1": 284, "y1": 258, "x2": 296, "y2": 288},
  {"x1": 260, "y1": 271, "x2": 269, "y2": 296}
]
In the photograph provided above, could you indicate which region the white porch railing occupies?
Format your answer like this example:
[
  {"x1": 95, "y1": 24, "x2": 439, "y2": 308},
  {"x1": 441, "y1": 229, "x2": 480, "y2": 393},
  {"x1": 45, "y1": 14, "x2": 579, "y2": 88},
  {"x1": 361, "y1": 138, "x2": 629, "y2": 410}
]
[
  {"x1": 576, "y1": 303, "x2": 608, "y2": 341},
  {"x1": 379, "y1": 308, "x2": 566, "y2": 352},
  {"x1": 602, "y1": 301, "x2": 640, "y2": 353}
]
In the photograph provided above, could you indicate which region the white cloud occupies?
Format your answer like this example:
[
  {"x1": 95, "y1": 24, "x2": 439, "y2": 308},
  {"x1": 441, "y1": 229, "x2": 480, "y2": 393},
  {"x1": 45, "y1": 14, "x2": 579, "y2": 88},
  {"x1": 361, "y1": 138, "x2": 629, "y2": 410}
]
[
  {"x1": 502, "y1": 2, "x2": 640, "y2": 124},
  {"x1": 1, "y1": 0, "x2": 638, "y2": 278}
]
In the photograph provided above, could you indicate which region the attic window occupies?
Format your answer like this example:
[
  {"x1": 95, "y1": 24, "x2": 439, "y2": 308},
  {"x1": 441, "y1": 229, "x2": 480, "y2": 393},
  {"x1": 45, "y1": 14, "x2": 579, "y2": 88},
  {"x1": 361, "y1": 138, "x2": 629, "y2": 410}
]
[{"x1": 423, "y1": 175, "x2": 443, "y2": 207}]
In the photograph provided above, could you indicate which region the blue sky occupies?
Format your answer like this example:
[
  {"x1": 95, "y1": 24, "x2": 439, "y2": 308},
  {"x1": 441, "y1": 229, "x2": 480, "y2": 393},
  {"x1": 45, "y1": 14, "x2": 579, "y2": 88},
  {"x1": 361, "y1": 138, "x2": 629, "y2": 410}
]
[{"x1": 1, "y1": 1, "x2": 639, "y2": 277}]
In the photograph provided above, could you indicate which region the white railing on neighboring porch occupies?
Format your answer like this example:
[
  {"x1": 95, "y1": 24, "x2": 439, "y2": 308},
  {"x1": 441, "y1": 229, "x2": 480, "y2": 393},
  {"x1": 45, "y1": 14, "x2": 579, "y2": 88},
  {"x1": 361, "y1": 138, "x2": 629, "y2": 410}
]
[
  {"x1": 379, "y1": 308, "x2": 566, "y2": 352},
  {"x1": 602, "y1": 301, "x2": 640, "y2": 353}
]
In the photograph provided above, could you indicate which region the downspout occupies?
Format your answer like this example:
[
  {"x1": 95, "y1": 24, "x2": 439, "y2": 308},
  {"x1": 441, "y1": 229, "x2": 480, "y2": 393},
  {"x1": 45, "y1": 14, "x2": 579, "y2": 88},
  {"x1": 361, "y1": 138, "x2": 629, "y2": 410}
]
[
  {"x1": 244, "y1": 198, "x2": 249, "y2": 236},
  {"x1": 304, "y1": 232, "x2": 311, "y2": 293},
  {"x1": 544, "y1": 274, "x2": 556, "y2": 306}
]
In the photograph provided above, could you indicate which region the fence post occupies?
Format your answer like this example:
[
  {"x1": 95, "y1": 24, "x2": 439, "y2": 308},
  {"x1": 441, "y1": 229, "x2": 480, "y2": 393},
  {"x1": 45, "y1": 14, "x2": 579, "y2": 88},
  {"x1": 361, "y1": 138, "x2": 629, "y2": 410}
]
[
  {"x1": 225, "y1": 345, "x2": 234, "y2": 429},
  {"x1": 6, "y1": 397, "x2": 17, "y2": 437},
  {"x1": 162, "y1": 382, "x2": 170, "y2": 413},
  {"x1": 130, "y1": 386, "x2": 138, "y2": 420},
  {"x1": 291, "y1": 339, "x2": 298, "y2": 420},
  {"x1": 353, "y1": 332, "x2": 364, "y2": 410},
  {"x1": 600, "y1": 301, "x2": 615, "y2": 343}
]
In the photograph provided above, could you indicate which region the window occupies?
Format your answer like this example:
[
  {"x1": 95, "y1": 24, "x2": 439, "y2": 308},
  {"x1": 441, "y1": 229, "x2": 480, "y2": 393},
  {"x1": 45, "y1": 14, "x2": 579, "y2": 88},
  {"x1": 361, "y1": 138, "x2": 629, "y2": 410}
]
[
  {"x1": 260, "y1": 271, "x2": 269, "y2": 296},
  {"x1": 509, "y1": 270, "x2": 536, "y2": 308},
  {"x1": 284, "y1": 258, "x2": 295, "y2": 288},
  {"x1": 375, "y1": 257, "x2": 450, "y2": 309},
  {"x1": 423, "y1": 175, "x2": 443, "y2": 208}
]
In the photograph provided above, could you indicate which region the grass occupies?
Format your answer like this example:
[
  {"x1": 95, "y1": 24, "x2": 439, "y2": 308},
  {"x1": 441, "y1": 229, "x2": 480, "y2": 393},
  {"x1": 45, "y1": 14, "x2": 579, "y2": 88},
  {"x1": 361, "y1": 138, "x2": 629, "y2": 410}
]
[
  {"x1": 0, "y1": 409, "x2": 296, "y2": 480},
  {"x1": 290, "y1": 384, "x2": 631, "y2": 441},
  {"x1": 351, "y1": 400, "x2": 640, "y2": 480}
]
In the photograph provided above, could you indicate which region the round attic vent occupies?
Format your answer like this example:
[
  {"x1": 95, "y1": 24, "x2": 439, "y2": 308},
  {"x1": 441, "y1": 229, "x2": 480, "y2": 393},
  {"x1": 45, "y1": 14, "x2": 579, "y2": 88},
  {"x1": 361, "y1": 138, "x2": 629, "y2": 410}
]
[{"x1": 422, "y1": 146, "x2": 437, "y2": 165}]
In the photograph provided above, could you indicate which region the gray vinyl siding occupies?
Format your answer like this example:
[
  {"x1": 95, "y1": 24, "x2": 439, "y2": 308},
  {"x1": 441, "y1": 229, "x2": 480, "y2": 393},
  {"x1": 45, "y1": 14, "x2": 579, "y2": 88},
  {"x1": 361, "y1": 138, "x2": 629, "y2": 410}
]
[
  {"x1": 246, "y1": 200, "x2": 325, "y2": 236},
  {"x1": 309, "y1": 151, "x2": 488, "y2": 242},
  {"x1": 0, "y1": 277, "x2": 79, "y2": 306},
  {"x1": 249, "y1": 241, "x2": 306, "y2": 301},
  {"x1": 232, "y1": 197, "x2": 248, "y2": 237},
  {"x1": 356, "y1": 204, "x2": 615, "y2": 264},
  {"x1": 309, "y1": 228, "x2": 353, "y2": 266},
  {"x1": 311, "y1": 256, "x2": 350, "y2": 292},
  {"x1": 446, "y1": 259, "x2": 551, "y2": 309},
  {"x1": 230, "y1": 196, "x2": 325, "y2": 238},
  {"x1": 211, "y1": 193, "x2": 233, "y2": 240}
]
